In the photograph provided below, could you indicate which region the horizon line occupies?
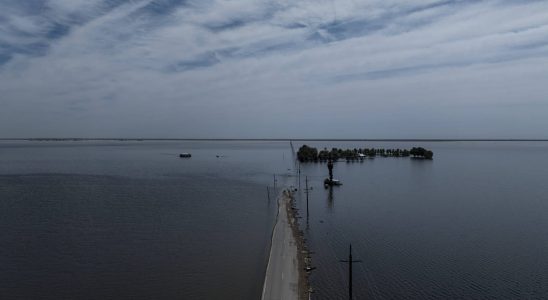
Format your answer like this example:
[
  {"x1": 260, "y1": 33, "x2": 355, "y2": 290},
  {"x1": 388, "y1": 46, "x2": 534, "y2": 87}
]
[{"x1": 1, "y1": 138, "x2": 548, "y2": 142}]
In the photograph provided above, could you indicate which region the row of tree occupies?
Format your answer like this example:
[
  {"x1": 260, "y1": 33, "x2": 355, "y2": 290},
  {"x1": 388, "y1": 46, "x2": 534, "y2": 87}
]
[
  {"x1": 296, "y1": 145, "x2": 318, "y2": 162},
  {"x1": 297, "y1": 145, "x2": 434, "y2": 162},
  {"x1": 409, "y1": 147, "x2": 434, "y2": 159}
]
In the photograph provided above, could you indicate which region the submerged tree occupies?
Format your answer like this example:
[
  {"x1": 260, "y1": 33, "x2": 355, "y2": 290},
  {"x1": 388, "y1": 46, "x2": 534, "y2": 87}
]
[
  {"x1": 297, "y1": 145, "x2": 318, "y2": 162},
  {"x1": 298, "y1": 145, "x2": 432, "y2": 162},
  {"x1": 410, "y1": 147, "x2": 434, "y2": 159}
]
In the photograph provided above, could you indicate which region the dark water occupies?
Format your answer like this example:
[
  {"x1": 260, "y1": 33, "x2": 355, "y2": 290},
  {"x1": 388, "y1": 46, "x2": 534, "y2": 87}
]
[
  {"x1": 2, "y1": 141, "x2": 548, "y2": 299},
  {"x1": 0, "y1": 140, "x2": 292, "y2": 300},
  {"x1": 292, "y1": 141, "x2": 548, "y2": 299}
]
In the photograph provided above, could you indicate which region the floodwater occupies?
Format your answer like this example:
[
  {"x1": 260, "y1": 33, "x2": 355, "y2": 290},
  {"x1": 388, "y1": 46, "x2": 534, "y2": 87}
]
[
  {"x1": 2, "y1": 140, "x2": 548, "y2": 299},
  {"x1": 0, "y1": 140, "x2": 291, "y2": 300},
  {"x1": 292, "y1": 141, "x2": 548, "y2": 299}
]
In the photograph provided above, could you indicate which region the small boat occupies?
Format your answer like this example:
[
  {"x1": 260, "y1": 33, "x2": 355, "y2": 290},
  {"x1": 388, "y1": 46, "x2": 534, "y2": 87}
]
[
  {"x1": 179, "y1": 153, "x2": 192, "y2": 158},
  {"x1": 331, "y1": 179, "x2": 342, "y2": 186},
  {"x1": 324, "y1": 178, "x2": 342, "y2": 186}
]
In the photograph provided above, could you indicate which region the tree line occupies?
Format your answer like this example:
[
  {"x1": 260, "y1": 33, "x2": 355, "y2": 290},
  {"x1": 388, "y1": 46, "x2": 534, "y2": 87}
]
[{"x1": 297, "y1": 145, "x2": 433, "y2": 162}]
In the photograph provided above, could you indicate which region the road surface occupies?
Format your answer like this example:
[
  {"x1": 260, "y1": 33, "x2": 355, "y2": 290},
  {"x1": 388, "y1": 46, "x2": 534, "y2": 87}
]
[{"x1": 261, "y1": 190, "x2": 299, "y2": 300}]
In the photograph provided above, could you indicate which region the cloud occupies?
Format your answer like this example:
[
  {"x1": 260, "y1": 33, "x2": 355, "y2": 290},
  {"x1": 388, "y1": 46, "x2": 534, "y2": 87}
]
[{"x1": 0, "y1": 0, "x2": 548, "y2": 138}]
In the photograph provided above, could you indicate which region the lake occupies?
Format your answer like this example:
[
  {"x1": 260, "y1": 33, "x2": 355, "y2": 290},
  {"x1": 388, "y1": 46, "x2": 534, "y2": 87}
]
[
  {"x1": 292, "y1": 141, "x2": 548, "y2": 299},
  {"x1": 1, "y1": 140, "x2": 548, "y2": 299},
  {"x1": 0, "y1": 140, "x2": 291, "y2": 300}
]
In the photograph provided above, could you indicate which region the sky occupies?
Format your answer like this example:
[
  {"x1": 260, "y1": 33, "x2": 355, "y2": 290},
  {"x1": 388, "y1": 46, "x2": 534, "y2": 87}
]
[{"x1": 1, "y1": 0, "x2": 547, "y2": 139}]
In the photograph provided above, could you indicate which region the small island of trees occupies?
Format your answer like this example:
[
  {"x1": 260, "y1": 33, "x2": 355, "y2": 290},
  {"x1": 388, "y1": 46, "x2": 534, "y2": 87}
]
[{"x1": 297, "y1": 145, "x2": 433, "y2": 162}]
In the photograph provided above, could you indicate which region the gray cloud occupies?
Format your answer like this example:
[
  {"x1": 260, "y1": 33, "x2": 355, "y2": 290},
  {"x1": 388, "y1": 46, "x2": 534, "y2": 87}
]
[{"x1": 0, "y1": 0, "x2": 548, "y2": 138}]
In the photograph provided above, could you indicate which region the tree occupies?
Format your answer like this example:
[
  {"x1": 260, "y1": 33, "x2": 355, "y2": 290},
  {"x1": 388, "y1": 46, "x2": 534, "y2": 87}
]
[{"x1": 297, "y1": 145, "x2": 318, "y2": 162}]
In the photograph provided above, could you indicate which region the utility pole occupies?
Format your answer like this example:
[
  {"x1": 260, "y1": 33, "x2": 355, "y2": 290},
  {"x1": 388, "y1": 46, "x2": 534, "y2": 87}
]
[
  {"x1": 328, "y1": 159, "x2": 334, "y2": 182},
  {"x1": 298, "y1": 163, "x2": 301, "y2": 190},
  {"x1": 273, "y1": 174, "x2": 277, "y2": 189},
  {"x1": 305, "y1": 176, "x2": 309, "y2": 216},
  {"x1": 340, "y1": 244, "x2": 362, "y2": 300}
]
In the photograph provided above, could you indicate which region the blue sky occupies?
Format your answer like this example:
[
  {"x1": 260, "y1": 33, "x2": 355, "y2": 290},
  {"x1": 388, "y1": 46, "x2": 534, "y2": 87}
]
[{"x1": 1, "y1": 0, "x2": 547, "y2": 138}]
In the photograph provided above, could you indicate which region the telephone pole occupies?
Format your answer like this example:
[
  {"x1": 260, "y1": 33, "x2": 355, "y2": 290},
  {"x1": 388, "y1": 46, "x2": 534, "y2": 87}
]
[
  {"x1": 339, "y1": 244, "x2": 362, "y2": 300},
  {"x1": 305, "y1": 176, "x2": 309, "y2": 216}
]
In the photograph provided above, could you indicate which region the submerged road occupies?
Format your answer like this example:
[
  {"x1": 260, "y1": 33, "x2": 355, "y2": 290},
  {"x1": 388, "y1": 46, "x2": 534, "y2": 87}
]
[{"x1": 261, "y1": 190, "x2": 300, "y2": 300}]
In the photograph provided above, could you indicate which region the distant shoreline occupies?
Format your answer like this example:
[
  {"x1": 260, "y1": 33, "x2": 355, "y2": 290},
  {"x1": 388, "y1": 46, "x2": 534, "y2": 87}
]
[{"x1": 1, "y1": 138, "x2": 548, "y2": 142}]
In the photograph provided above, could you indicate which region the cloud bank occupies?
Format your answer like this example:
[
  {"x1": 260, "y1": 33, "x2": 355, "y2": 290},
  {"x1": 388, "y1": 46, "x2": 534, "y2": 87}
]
[{"x1": 1, "y1": 0, "x2": 548, "y2": 138}]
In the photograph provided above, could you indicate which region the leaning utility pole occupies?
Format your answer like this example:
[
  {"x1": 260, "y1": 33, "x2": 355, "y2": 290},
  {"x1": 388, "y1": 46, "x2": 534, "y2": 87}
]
[{"x1": 339, "y1": 244, "x2": 362, "y2": 300}]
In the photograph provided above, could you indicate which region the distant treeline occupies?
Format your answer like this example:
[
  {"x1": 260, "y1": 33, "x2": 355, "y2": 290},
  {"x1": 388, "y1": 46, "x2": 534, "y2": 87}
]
[{"x1": 297, "y1": 145, "x2": 433, "y2": 162}]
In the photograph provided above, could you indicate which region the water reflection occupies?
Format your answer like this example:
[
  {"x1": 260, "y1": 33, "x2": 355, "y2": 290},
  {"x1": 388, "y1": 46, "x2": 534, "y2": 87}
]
[{"x1": 327, "y1": 186, "x2": 334, "y2": 211}]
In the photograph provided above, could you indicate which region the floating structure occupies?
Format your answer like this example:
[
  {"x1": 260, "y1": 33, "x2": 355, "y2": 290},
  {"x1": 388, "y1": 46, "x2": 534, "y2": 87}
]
[{"x1": 179, "y1": 153, "x2": 192, "y2": 158}]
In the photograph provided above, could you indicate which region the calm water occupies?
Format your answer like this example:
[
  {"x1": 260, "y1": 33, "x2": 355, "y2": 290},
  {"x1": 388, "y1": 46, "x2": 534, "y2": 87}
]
[
  {"x1": 292, "y1": 141, "x2": 548, "y2": 299},
  {"x1": 2, "y1": 141, "x2": 548, "y2": 299},
  {"x1": 0, "y1": 140, "x2": 292, "y2": 300}
]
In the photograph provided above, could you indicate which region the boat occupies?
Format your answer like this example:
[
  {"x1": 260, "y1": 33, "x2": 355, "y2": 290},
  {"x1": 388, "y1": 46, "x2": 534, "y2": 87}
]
[
  {"x1": 179, "y1": 153, "x2": 192, "y2": 158},
  {"x1": 324, "y1": 178, "x2": 342, "y2": 186}
]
